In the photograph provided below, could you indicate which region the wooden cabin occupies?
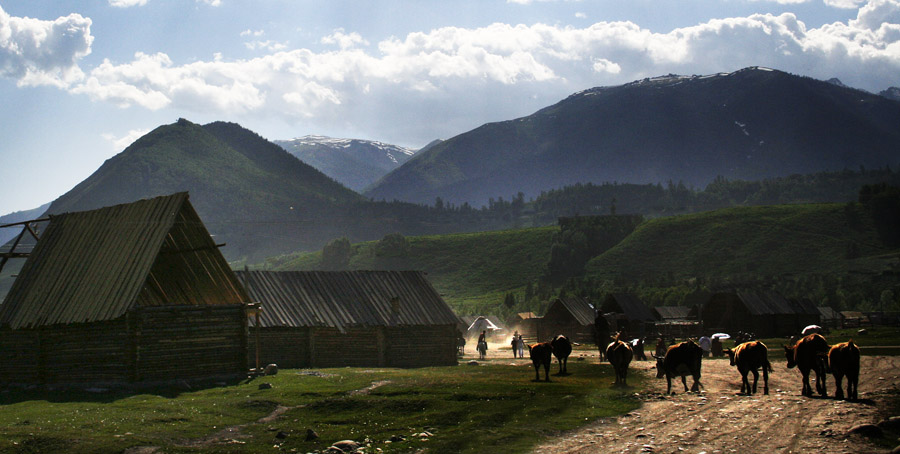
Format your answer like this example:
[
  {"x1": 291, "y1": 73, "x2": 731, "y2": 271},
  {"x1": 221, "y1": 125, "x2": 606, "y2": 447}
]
[
  {"x1": 702, "y1": 290, "x2": 821, "y2": 338},
  {"x1": 538, "y1": 296, "x2": 596, "y2": 343},
  {"x1": 0, "y1": 193, "x2": 251, "y2": 385},
  {"x1": 237, "y1": 270, "x2": 460, "y2": 368},
  {"x1": 600, "y1": 293, "x2": 658, "y2": 336}
]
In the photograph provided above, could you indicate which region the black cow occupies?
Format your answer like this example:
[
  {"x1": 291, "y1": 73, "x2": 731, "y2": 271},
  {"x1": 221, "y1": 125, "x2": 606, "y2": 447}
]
[
  {"x1": 654, "y1": 340, "x2": 703, "y2": 395},
  {"x1": 605, "y1": 337, "x2": 633, "y2": 386},
  {"x1": 551, "y1": 335, "x2": 572, "y2": 375},
  {"x1": 528, "y1": 342, "x2": 553, "y2": 382}
]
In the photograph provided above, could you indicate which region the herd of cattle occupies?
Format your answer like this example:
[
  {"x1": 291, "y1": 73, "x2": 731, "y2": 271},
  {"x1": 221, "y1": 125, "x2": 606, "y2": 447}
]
[{"x1": 525, "y1": 332, "x2": 861, "y2": 400}]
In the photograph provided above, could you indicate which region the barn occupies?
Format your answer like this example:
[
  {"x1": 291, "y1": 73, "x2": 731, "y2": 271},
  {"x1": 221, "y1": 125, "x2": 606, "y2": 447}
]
[
  {"x1": 701, "y1": 290, "x2": 821, "y2": 338},
  {"x1": 0, "y1": 193, "x2": 251, "y2": 386},
  {"x1": 599, "y1": 293, "x2": 658, "y2": 336},
  {"x1": 538, "y1": 296, "x2": 596, "y2": 343},
  {"x1": 236, "y1": 270, "x2": 460, "y2": 368}
]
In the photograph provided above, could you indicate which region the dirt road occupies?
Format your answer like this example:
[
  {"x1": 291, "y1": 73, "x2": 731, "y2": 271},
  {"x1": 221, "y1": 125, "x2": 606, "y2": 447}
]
[{"x1": 532, "y1": 355, "x2": 900, "y2": 454}]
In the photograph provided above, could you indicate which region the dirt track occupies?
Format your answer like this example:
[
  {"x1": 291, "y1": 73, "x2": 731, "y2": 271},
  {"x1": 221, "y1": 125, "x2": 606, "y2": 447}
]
[{"x1": 531, "y1": 355, "x2": 900, "y2": 454}]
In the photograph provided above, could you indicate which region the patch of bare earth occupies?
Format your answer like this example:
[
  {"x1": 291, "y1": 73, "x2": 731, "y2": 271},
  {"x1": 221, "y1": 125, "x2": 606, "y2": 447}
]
[{"x1": 533, "y1": 356, "x2": 900, "y2": 454}]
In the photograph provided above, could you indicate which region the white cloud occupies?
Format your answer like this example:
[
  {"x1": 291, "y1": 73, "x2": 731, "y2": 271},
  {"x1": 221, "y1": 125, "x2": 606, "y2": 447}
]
[
  {"x1": 575, "y1": 12, "x2": 587, "y2": 19},
  {"x1": 197, "y1": 0, "x2": 222, "y2": 6},
  {"x1": 244, "y1": 40, "x2": 288, "y2": 52},
  {"x1": 321, "y1": 29, "x2": 370, "y2": 49},
  {"x1": 824, "y1": 0, "x2": 866, "y2": 8},
  {"x1": 0, "y1": 5, "x2": 93, "y2": 88},
  {"x1": 13, "y1": 1, "x2": 893, "y2": 142},
  {"x1": 102, "y1": 128, "x2": 150, "y2": 150},
  {"x1": 109, "y1": 0, "x2": 148, "y2": 7},
  {"x1": 240, "y1": 29, "x2": 264, "y2": 38}
]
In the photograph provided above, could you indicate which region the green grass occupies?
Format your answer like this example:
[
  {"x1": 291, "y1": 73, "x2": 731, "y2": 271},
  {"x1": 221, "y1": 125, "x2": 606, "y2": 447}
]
[
  {"x1": 0, "y1": 361, "x2": 640, "y2": 454},
  {"x1": 585, "y1": 203, "x2": 894, "y2": 281},
  {"x1": 261, "y1": 226, "x2": 558, "y2": 312}
]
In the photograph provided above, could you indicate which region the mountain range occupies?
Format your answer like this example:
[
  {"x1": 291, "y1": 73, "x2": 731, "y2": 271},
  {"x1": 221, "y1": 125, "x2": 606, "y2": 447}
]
[
  {"x1": 365, "y1": 67, "x2": 900, "y2": 206},
  {"x1": 274, "y1": 136, "x2": 416, "y2": 192}
]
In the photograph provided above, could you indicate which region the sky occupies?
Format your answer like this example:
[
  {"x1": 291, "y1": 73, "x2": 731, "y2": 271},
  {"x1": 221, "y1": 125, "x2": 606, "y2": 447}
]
[{"x1": 0, "y1": 0, "x2": 898, "y2": 215}]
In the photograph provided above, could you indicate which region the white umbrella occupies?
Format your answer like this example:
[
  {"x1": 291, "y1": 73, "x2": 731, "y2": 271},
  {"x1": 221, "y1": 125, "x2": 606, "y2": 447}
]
[
  {"x1": 711, "y1": 333, "x2": 731, "y2": 340},
  {"x1": 802, "y1": 325, "x2": 822, "y2": 335}
]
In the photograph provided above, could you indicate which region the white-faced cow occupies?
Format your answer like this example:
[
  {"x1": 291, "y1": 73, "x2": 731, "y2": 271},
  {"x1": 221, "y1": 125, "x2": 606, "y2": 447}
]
[
  {"x1": 605, "y1": 335, "x2": 633, "y2": 387},
  {"x1": 528, "y1": 342, "x2": 553, "y2": 382},
  {"x1": 828, "y1": 340, "x2": 860, "y2": 400},
  {"x1": 551, "y1": 334, "x2": 572, "y2": 375},
  {"x1": 654, "y1": 340, "x2": 703, "y2": 395},
  {"x1": 724, "y1": 341, "x2": 772, "y2": 395},
  {"x1": 784, "y1": 333, "x2": 829, "y2": 397}
]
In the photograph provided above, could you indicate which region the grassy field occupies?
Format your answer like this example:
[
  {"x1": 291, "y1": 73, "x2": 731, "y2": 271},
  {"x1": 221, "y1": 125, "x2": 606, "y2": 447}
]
[
  {"x1": 585, "y1": 203, "x2": 895, "y2": 281},
  {"x1": 0, "y1": 359, "x2": 640, "y2": 454}
]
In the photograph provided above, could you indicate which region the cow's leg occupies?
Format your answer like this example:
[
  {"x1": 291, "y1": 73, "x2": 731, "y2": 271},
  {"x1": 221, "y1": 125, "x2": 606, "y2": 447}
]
[
  {"x1": 681, "y1": 375, "x2": 689, "y2": 392},
  {"x1": 621, "y1": 363, "x2": 628, "y2": 386},
  {"x1": 544, "y1": 361, "x2": 551, "y2": 382},
  {"x1": 801, "y1": 368, "x2": 812, "y2": 397},
  {"x1": 762, "y1": 364, "x2": 769, "y2": 395},
  {"x1": 740, "y1": 370, "x2": 749, "y2": 394},
  {"x1": 833, "y1": 372, "x2": 844, "y2": 400},
  {"x1": 751, "y1": 369, "x2": 760, "y2": 395},
  {"x1": 563, "y1": 358, "x2": 568, "y2": 374},
  {"x1": 666, "y1": 376, "x2": 673, "y2": 395},
  {"x1": 534, "y1": 363, "x2": 540, "y2": 381},
  {"x1": 848, "y1": 372, "x2": 858, "y2": 400},
  {"x1": 817, "y1": 368, "x2": 827, "y2": 397}
]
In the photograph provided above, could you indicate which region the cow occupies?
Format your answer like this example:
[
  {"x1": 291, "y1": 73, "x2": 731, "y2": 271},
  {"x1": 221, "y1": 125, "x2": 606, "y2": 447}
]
[
  {"x1": 633, "y1": 338, "x2": 647, "y2": 361},
  {"x1": 528, "y1": 342, "x2": 553, "y2": 382},
  {"x1": 605, "y1": 335, "x2": 633, "y2": 387},
  {"x1": 784, "y1": 333, "x2": 829, "y2": 397},
  {"x1": 724, "y1": 341, "x2": 772, "y2": 395},
  {"x1": 828, "y1": 340, "x2": 860, "y2": 400},
  {"x1": 654, "y1": 340, "x2": 703, "y2": 395},
  {"x1": 593, "y1": 312, "x2": 611, "y2": 362},
  {"x1": 550, "y1": 335, "x2": 572, "y2": 375}
]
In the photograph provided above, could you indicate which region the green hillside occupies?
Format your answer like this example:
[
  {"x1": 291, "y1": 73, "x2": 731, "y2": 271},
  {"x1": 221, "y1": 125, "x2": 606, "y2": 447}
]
[
  {"x1": 261, "y1": 226, "x2": 558, "y2": 315},
  {"x1": 584, "y1": 203, "x2": 894, "y2": 280}
]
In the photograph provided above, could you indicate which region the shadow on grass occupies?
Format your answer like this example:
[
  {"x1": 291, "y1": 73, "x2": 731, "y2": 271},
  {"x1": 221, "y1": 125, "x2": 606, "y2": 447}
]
[{"x1": 0, "y1": 375, "x2": 249, "y2": 404}]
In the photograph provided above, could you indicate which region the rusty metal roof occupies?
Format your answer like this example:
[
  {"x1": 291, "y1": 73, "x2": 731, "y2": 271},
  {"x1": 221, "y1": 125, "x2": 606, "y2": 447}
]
[
  {"x1": 0, "y1": 193, "x2": 249, "y2": 329},
  {"x1": 236, "y1": 270, "x2": 460, "y2": 331}
]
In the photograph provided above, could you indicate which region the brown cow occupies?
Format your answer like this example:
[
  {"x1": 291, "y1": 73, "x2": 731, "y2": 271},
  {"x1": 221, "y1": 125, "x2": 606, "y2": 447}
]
[
  {"x1": 551, "y1": 334, "x2": 572, "y2": 375},
  {"x1": 605, "y1": 336, "x2": 633, "y2": 386},
  {"x1": 724, "y1": 341, "x2": 772, "y2": 395},
  {"x1": 828, "y1": 340, "x2": 860, "y2": 400},
  {"x1": 528, "y1": 342, "x2": 553, "y2": 382},
  {"x1": 784, "y1": 333, "x2": 829, "y2": 397},
  {"x1": 654, "y1": 340, "x2": 703, "y2": 395}
]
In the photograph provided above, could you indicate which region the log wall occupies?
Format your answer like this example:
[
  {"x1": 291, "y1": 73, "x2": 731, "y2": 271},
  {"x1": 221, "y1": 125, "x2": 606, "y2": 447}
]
[
  {"x1": 249, "y1": 324, "x2": 458, "y2": 369},
  {"x1": 0, "y1": 305, "x2": 247, "y2": 385}
]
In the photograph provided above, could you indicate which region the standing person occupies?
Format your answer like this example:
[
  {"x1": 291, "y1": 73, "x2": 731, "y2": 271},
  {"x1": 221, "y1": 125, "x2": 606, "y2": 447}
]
[
  {"x1": 711, "y1": 336, "x2": 723, "y2": 357},
  {"x1": 699, "y1": 335, "x2": 711, "y2": 358},
  {"x1": 517, "y1": 334, "x2": 525, "y2": 358},
  {"x1": 477, "y1": 330, "x2": 487, "y2": 360},
  {"x1": 511, "y1": 335, "x2": 519, "y2": 358}
]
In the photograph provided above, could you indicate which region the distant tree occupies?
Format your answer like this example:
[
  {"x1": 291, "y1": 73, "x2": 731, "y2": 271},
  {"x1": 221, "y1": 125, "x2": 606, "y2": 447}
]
[
  {"x1": 321, "y1": 237, "x2": 353, "y2": 270},
  {"x1": 503, "y1": 292, "x2": 517, "y2": 308},
  {"x1": 376, "y1": 232, "x2": 410, "y2": 257}
]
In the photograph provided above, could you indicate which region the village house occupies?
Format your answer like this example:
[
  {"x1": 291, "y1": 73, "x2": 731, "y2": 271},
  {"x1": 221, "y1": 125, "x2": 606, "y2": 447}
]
[
  {"x1": 237, "y1": 270, "x2": 460, "y2": 368},
  {"x1": 599, "y1": 293, "x2": 658, "y2": 336},
  {"x1": 0, "y1": 193, "x2": 251, "y2": 385},
  {"x1": 538, "y1": 296, "x2": 596, "y2": 343},
  {"x1": 701, "y1": 290, "x2": 820, "y2": 338}
]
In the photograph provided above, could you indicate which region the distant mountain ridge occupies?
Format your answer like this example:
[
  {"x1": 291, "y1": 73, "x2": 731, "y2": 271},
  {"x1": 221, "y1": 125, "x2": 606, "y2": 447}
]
[
  {"x1": 275, "y1": 135, "x2": 415, "y2": 192},
  {"x1": 366, "y1": 67, "x2": 900, "y2": 206}
]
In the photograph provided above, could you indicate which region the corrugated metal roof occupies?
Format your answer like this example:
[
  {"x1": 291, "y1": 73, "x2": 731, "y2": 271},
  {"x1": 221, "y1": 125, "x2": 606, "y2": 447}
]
[
  {"x1": 654, "y1": 306, "x2": 692, "y2": 320},
  {"x1": 601, "y1": 293, "x2": 657, "y2": 322},
  {"x1": 0, "y1": 193, "x2": 249, "y2": 329},
  {"x1": 236, "y1": 270, "x2": 460, "y2": 331},
  {"x1": 735, "y1": 290, "x2": 816, "y2": 316},
  {"x1": 549, "y1": 296, "x2": 596, "y2": 326}
]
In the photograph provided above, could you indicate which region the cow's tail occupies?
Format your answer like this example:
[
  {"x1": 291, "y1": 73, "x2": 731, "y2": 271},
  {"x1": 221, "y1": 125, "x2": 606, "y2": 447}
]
[{"x1": 765, "y1": 359, "x2": 773, "y2": 373}]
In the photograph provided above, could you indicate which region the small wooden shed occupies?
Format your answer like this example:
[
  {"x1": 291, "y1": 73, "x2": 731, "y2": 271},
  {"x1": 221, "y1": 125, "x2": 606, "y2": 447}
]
[
  {"x1": 600, "y1": 293, "x2": 658, "y2": 336},
  {"x1": 0, "y1": 193, "x2": 251, "y2": 385},
  {"x1": 237, "y1": 270, "x2": 460, "y2": 368},
  {"x1": 702, "y1": 290, "x2": 821, "y2": 338},
  {"x1": 538, "y1": 296, "x2": 596, "y2": 343}
]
